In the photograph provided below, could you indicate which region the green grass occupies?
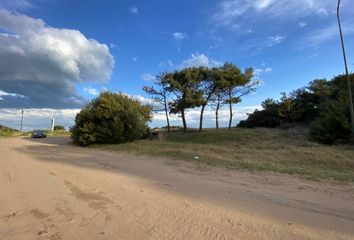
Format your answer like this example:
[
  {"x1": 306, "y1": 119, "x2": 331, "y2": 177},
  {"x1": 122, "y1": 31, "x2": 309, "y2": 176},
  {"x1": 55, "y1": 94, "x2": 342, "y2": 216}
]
[
  {"x1": 0, "y1": 125, "x2": 71, "y2": 137},
  {"x1": 0, "y1": 125, "x2": 24, "y2": 137},
  {"x1": 45, "y1": 130, "x2": 71, "y2": 137},
  {"x1": 95, "y1": 128, "x2": 354, "y2": 182}
]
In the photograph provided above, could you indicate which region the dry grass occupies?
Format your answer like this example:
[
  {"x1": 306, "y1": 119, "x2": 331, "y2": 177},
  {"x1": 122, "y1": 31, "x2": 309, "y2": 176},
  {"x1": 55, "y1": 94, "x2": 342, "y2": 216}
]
[
  {"x1": 0, "y1": 125, "x2": 70, "y2": 138},
  {"x1": 96, "y1": 128, "x2": 354, "y2": 182}
]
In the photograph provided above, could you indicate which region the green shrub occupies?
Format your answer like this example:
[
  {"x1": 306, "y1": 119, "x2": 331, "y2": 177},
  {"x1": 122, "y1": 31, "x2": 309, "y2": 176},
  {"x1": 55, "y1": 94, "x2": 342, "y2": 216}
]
[
  {"x1": 310, "y1": 101, "x2": 351, "y2": 144},
  {"x1": 54, "y1": 125, "x2": 65, "y2": 131},
  {"x1": 71, "y1": 92, "x2": 152, "y2": 146}
]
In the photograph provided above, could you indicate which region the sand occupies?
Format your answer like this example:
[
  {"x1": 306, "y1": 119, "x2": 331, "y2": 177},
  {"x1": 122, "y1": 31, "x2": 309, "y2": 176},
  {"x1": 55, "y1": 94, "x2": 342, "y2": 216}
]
[{"x1": 0, "y1": 137, "x2": 353, "y2": 240}]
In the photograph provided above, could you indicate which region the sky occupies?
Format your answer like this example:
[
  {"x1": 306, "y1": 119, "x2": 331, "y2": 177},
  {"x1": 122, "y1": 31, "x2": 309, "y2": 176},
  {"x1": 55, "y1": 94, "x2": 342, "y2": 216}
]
[{"x1": 0, "y1": 0, "x2": 354, "y2": 130}]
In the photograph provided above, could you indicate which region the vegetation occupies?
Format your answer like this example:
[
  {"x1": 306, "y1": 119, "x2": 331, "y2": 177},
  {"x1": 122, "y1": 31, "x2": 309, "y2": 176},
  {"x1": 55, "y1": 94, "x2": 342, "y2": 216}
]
[
  {"x1": 54, "y1": 125, "x2": 65, "y2": 131},
  {"x1": 0, "y1": 125, "x2": 22, "y2": 137},
  {"x1": 46, "y1": 130, "x2": 71, "y2": 137},
  {"x1": 143, "y1": 63, "x2": 258, "y2": 132},
  {"x1": 0, "y1": 124, "x2": 70, "y2": 137},
  {"x1": 238, "y1": 74, "x2": 354, "y2": 144},
  {"x1": 70, "y1": 92, "x2": 152, "y2": 146},
  {"x1": 96, "y1": 128, "x2": 354, "y2": 182}
]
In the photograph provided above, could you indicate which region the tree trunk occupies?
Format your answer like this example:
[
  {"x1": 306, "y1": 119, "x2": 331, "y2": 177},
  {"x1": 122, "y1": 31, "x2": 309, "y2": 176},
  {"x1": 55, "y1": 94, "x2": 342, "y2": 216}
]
[
  {"x1": 163, "y1": 95, "x2": 170, "y2": 132},
  {"x1": 181, "y1": 108, "x2": 187, "y2": 132},
  {"x1": 228, "y1": 90, "x2": 233, "y2": 130},
  {"x1": 199, "y1": 104, "x2": 206, "y2": 132},
  {"x1": 216, "y1": 107, "x2": 219, "y2": 130},
  {"x1": 216, "y1": 92, "x2": 220, "y2": 130},
  {"x1": 199, "y1": 86, "x2": 217, "y2": 132}
]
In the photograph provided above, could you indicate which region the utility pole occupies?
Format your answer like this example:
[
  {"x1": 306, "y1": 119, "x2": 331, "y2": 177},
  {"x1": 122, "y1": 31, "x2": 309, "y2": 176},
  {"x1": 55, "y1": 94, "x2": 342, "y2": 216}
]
[
  {"x1": 20, "y1": 110, "x2": 24, "y2": 132},
  {"x1": 337, "y1": 0, "x2": 354, "y2": 135}
]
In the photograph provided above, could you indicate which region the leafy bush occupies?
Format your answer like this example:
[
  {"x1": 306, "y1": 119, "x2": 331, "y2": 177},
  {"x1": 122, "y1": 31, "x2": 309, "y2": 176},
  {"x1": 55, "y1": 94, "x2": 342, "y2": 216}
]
[
  {"x1": 238, "y1": 110, "x2": 280, "y2": 128},
  {"x1": 54, "y1": 125, "x2": 65, "y2": 131},
  {"x1": 71, "y1": 92, "x2": 152, "y2": 146},
  {"x1": 310, "y1": 101, "x2": 351, "y2": 144}
]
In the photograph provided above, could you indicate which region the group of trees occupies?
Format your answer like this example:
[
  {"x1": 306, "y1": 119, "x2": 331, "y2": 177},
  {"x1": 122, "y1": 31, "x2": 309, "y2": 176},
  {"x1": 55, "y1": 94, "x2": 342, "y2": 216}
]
[
  {"x1": 143, "y1": 63, "x2": 258, "y2": 132},
  {"x1": 238, "y1": 74, "x2": 354, "y2": 144}
]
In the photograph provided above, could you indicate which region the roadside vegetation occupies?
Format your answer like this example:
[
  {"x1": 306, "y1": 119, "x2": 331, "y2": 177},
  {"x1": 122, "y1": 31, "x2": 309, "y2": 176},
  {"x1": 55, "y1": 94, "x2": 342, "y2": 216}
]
[
  {"x1": 0, "y1": 125, "x2": 23, "y2": 137},
  {"x1": 238, "y1": 74, "x2": 354, "y2": 144},
  {"x1": 71, "y1": 92, "x2": 152, "y2": 146},
  {"x1": 0, "y1": 124, "x2": 70, "y2": 137},
  {"x1": 96, "y1": 128, "x2": 354, "y2": 182}
]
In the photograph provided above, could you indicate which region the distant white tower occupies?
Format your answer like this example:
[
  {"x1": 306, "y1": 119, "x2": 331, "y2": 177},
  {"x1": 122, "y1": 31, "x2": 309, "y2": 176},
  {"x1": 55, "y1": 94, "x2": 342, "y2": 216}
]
[{"x1": 51, "y1": 116, "x2": 55, "y2": 132}]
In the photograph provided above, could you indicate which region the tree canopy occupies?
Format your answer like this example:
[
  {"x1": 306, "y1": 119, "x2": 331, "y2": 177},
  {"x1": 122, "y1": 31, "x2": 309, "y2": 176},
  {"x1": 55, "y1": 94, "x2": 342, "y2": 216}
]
[
  {"x1": 71, "y1": 92, "x2": 152, "y2": 146},
  {"x1": 143, "y1": 63, "x2": 257, "y2": 132},
  {"x1": 238, "y1": 74, "x2": 354, "y2": 144}
]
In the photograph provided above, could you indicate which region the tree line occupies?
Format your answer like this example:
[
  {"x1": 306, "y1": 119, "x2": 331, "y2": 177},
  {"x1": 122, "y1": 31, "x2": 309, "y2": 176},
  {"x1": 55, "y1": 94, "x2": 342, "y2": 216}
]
[
  {"x1": 143, "y1": 63, "x2": 259, "y2": 132},
  {"x1": 238, "y1": 74, "x2": 354, "y2": 144}
]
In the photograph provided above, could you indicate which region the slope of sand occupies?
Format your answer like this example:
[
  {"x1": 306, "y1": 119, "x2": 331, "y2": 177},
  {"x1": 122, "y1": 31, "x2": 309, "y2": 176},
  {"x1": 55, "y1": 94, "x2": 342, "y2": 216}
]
[{"x1": 0, "y1": 137, "x2": 353, "y2": 240}]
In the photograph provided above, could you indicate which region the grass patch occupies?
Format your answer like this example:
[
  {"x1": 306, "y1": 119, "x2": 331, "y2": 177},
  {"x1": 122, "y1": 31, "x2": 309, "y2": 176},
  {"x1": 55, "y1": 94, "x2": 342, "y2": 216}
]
[
  {"x1": 0, "y1": 124, "x2": 71, "y2": 138},
  {"x1": 0, "y1": 125, "x2": 24, "y2": 137},
  {"x1": 95, "y1": 128, "x2": 354, "y2": 182}
]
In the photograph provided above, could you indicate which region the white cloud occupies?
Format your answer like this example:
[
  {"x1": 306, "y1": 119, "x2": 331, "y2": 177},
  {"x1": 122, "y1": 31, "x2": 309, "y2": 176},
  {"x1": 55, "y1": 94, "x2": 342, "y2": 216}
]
[
  {"x1": 264, "y1": 67, "x2": 272, "y2": 73},
  {"x1": 298, "y1": 22, "x2": 307, "y2": 28},
  {"x1": 303, "y1": 19, "x2": 354, "y2": 49},
  {"x1": 130, "y1": 7, "x2": 138, "y2": 14},
  {"x1": 0, "y1": 10, "x2": 114, "y2": 108},
  {"x1": 141, "y1": 73, "x2": 155, "y2": 82},
  {"x1": 181, "y1": 53, "x2": 223, "y2": 68},
  {"x1": 0, "y1": 0, "x2": 33, "y2": 10},
  {"x1": 83, "y1": 87, "x2": 99, "y2": 96},
  {"x1": 253, "y1": 67, "x2": 272, "y2": 80},
  {"x1": 173, "y1": 32, "x2": 188, "y2": 41},
  {"x1": 254, "y1": 69, "x2": 263, "y2": 75},
  {"x1": 132, "y1": 56, "x2": 139, "y2": 62},
  {"x1": 0, "y1": 108, "x2": 80, "y2": 131},
  {"x1": 159, "y1": 59, "x2": 175, "y2": 68},
  {"x1": 267, "y1": 35, "x2": 286, "y2": 46},
  {"x1": 214, "y1": 0, "x2": 334, "y2": 26},
  {"x1": 167, "y1": 59, "x2": 174, "y2": 67},
  {"x1": 0, "y1": 90, "x2": 18, "y2": 100}
]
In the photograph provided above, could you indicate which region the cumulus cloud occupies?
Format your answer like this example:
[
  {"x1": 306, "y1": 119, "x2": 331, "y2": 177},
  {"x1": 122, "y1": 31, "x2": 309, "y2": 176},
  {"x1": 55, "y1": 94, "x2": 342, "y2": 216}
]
[
  {"x1": 0, "y1": 10, "x2": 114, "y2": 108},
  {"x1": 181, "y1": 54, "x2": 223, "y2": 68}
]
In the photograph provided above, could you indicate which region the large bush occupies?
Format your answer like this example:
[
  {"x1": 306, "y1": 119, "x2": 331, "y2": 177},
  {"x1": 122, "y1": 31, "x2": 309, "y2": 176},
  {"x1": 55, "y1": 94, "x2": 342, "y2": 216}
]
[
  {"x1": 310, "y1": 101, "x2": 351, "y2": 144},
  {"x1": 71, "y1": 92, "x2": 152, "y2": 146}
]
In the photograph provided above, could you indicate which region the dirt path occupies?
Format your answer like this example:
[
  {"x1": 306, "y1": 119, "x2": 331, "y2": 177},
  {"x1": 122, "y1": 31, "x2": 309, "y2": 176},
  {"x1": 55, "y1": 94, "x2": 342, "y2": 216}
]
[{"x1": 0, "y1": 137, "x2": 353, "y2": 240}]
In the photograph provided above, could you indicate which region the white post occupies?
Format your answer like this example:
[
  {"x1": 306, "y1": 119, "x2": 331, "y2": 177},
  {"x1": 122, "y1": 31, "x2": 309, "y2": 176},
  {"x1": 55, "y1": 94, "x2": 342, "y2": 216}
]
[{"x1": 51, "y1": 117, "x2": 55, "y2": 132}]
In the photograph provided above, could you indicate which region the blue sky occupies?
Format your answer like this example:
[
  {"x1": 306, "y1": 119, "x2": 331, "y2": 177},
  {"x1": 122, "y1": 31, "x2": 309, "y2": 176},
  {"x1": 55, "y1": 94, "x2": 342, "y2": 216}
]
[{"x1": 0, "y1": 0, "x2": 354, "y2": 129}]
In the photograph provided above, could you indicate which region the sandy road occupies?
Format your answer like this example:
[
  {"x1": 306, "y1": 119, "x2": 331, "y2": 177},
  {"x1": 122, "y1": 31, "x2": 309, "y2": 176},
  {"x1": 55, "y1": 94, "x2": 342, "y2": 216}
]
[{"x1": 0, "y1": 137, "x2": 353, "y2": 240}]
